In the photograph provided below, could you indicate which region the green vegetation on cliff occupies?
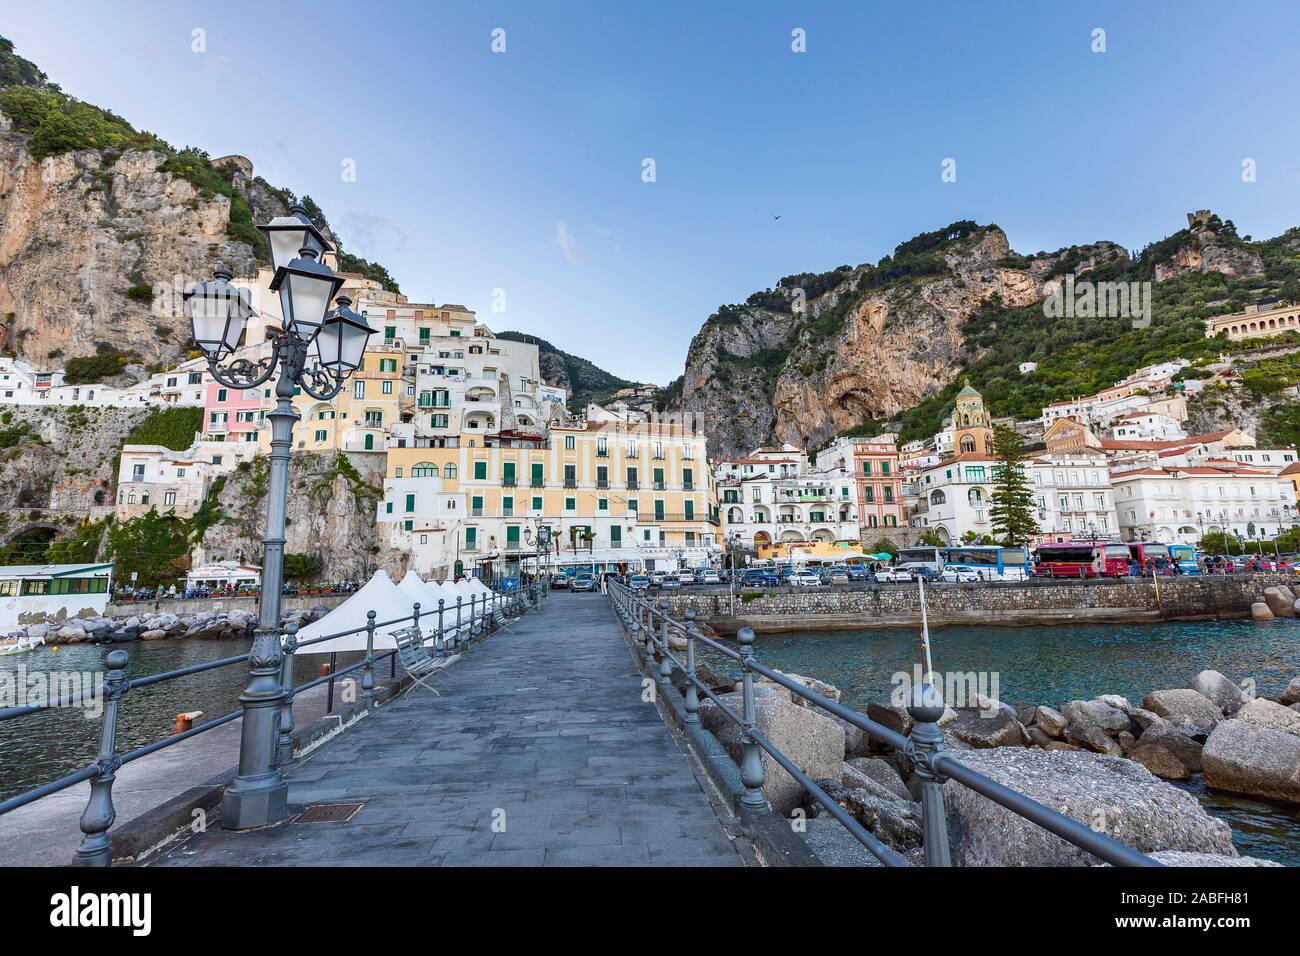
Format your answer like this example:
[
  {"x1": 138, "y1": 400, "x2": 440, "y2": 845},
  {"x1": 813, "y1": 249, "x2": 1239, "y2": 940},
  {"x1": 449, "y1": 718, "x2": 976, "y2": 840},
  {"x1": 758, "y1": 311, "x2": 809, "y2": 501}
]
[{"x1": 124, "y1": 406, "x2": 205, "y2": 451}]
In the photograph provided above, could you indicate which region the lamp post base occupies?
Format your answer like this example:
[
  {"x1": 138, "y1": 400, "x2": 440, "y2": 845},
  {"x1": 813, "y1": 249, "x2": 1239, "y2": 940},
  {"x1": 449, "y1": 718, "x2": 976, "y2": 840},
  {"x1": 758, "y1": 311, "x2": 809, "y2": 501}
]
[{"x1": 222, "y1": 773, "x2": 289, "y2": 830}]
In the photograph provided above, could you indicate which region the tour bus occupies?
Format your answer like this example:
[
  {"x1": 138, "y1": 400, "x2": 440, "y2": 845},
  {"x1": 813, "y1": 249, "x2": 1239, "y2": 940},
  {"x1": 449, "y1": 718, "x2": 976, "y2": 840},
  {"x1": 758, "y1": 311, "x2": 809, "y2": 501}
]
[
  {"x1": 1033, "y1": 542, "x2": 1131, "y2": 578},
  {"x1": 1127, "y1": 541, "x2": 1174, "y2": 575},
  {"x1": 896, "y1": 546, "x2": 1031, "y2": 581},
  {"x1": 1167, "y1": 543, "x2": 1201, "y2": 575}
]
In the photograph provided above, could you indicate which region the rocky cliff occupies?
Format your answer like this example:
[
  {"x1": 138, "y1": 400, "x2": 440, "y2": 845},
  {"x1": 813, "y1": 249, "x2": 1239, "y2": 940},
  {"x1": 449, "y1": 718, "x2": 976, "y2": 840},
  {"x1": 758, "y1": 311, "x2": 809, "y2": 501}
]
[
  {"x1": 0, "y1": 35, "x2": 394, "y2": 372},
  {"x1": 495, "y1": 330, "x2": 637, "y2": 411},
  {"x1": 672, "y1": 212, "x2": 1275, "y2": 458},
  {"x1": 192, "y1": 451, "x2": 403, "y2": 582}
]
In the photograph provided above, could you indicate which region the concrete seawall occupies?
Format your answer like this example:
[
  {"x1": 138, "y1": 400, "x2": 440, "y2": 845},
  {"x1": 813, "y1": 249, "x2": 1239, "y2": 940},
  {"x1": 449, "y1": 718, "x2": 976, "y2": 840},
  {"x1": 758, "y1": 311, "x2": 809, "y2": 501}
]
[
  {"x1": 104, "y1": 592, "x2": 350, "y2": 620},
  {"x1": 651, "y1": 575, "x2": 1297, "y2": 634}
]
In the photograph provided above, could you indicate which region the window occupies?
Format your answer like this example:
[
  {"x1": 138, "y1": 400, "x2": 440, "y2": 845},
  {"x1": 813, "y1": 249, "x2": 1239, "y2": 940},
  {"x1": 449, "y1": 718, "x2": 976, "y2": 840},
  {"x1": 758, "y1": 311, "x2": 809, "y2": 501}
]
[
  {"x1": 531, "y1": 496, "x2": 542, "y2": 510},
  {"x1": 598, "y1": 498, "x2": 608, "y2": 511},
  {"x1": 382, "y1": 380, "x2": 393, "y2": 395},
  {"x1": 506, "y1": 526, "x2": 521, "y2": 549},
  {"x1": 471, "y1": 495, "x2": 483, "y2": 516},
  {"x1": 444, "y1": 463, "x2": 457, "y2": 479},
  {"x1": 597, "y1": 466, "x2": 608, "y2": 488},
  {"x1": 531, "y1": 462, "x2": 544, "y2": 487},
  {"x1": 405, "y1": 494, "x2": 416, "y2": 513},
  {"x1": 882, "y1": 461, "x2": 890, "y2": 476},
  {"x1": 384, "y1": 326, "x2": 396, "y2": 340},
  {"x1": 654, "y1": 499, "x2": 665, "y2": 520},
  {"x1": 564, "y1": 435, "x2": 575, "y2": 450},
  {"x1": 385, "y1": 502, "x2": 393, "y2": 514},
  {"x1": 502, "y1": 496, "x2": 514, "y2": 516},
  {"x1": 164, "y1": 491, "x2": 176, "y2": 506},
  {"x1": 217, "y1": 388, "x2": 227, "y2": 402},
  {"x1": 627, "y1": 467, "x2": 638, "y2": 488},
  {"x1": 502, "y1": 462, "x2": 516, "y2": 486},
  {"x1": 354, "y1": 380, "x2": 365, "y2": 399},
  {"x1": 419, "y1": 327, "x2": 430, "y2": 343},
  {"x1": 314, "y1": 429, "x2": 327, "y2": 442},
  {"x1": 862, "y1": 461, "x2": 871, "y2": 475},
  {"x1": 411, "y1": 462, "x2": 438, "y2": 477},
  {"x1": 380, "y1": 358, "x2": 397, "y2": 372},
  {"x1": 564, "y1": 464, "x2": 576, "y2": 488},
  {"x1": 565, "y1": 497, "x2": 576, "y2": 511},
  {"x1": 464, "y1": 527, "x2": 477, "y2": 548},
  {"x1": 684, "y1": 500, "x2": 694, "y2": 520},
  {"x1": 611, "y1": 525, "x2": 622, "y2": 548},
  {"x1": 653, "y1": 468, "x2": 665, "y2": 490},
  {"x1": 474, "y1": 461, "x2": 487, "y2": 480},
  {"x1": 432, "y1": 414, "x2": 448, "y2": 428},
  {"x1": 683, "y1": 468, "x2": 693, "y2": 490}
]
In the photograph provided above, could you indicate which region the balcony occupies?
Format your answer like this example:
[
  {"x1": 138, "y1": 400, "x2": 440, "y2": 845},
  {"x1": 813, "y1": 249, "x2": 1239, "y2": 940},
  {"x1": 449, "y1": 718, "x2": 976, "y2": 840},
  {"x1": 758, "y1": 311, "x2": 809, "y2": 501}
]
[
  {"x1": 596, "y1": 480, "x2": 609, "y2": 489},
  {"x1": 683, "y1": 482, "x2": 695, "y2": 491},
  {"x1": 653, "y1": 482, "x2": 666, "y2": 491},
  {"x1": 502, "y1": 507, "x2": 515, "y2": 517},
  {"x1": 530, "y1": 479, "x2": 544, "y2": 488},
  {"x1": 626, "y1": 480, "x2": 638, "y2": 490},
  {"x1": 564, "y1": 479, "x2": 576, "y2": 489}
]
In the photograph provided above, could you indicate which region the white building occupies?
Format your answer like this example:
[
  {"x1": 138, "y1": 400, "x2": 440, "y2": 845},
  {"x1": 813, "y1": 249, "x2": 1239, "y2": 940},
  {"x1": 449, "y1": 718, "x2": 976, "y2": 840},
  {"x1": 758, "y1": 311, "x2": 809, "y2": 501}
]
[
  {"x1": 1111, "y1": 461, "x2": 1298, "y2": 544},
  {"x1": 0, "y1": 563, "x2": 114, "y2": 630},
  {"x1": 1018, "y1": 361, "x2": 1038, "y2": 375},
  {"x1": 908, "y1": 453, "x2": 999, "y2": 544},
  {"x1": 0, "y1": 356, "x2": 210, "y2": 409},
  {"x1": 1229, "y1": 447, "x2": 1299, "y2": 474},
  {"x1": 1107, "y1": 413, "x2": 1187, "y2": 442},
  {"x1": 115, "y1": 440, "x2": 257, "y2": 520},
  {"x1": 717, "y1": 446, "x2": 859, "y2": 551},
  {"x1": 1029, "y1": 453, "x2": 1120, "y2": 543},
  {"x1": 186, "y1": 562, "x2": 261, "y2": 591}
]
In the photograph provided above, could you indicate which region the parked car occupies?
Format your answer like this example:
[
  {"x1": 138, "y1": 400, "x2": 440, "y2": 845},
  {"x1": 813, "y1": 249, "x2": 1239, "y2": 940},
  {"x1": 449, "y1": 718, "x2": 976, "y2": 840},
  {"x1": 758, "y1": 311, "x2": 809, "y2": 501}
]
[
  {"x1": 897, "y1": 563, "x2": 941, "y2": 582},
  {"x1": 826, "y1": 565, "x2": 851, "y2": 584},
  {"x1": 570, "y1": 573, "x2": 596, "y2": 592},
  {"x1": 629, "y1": 575, "x2": 651, "y2": 591},
  {"x1": 659, "y1": 575, "x2": 681, "y2": 589},
  {"x1": 875, "y1": 568, "x2": 914, "y2": 583},
  {"x1": 675, "y1": 571, "x2": 698, "y2": 585},
  {"x1": 550, "y1": 574, "x2": 570, "y2": 590},
  {"x1": 740, "y1": 569, "x2": 780, "y2": 587},
  {"x1": 846, "y1": 565, "x2": 869, "y2": 582},
  {"x1": 648, "y1": 571, "x2": 668, "y2": 588},
  {"x1": 940, "y1": 564, "x2": 980, "y2": 583},
  {"x1": 699, "y1": 569, "x2": 722, "y2": 585},
  {"x1": 789, "y1": 569, "x2": 823, "y2": 587}
]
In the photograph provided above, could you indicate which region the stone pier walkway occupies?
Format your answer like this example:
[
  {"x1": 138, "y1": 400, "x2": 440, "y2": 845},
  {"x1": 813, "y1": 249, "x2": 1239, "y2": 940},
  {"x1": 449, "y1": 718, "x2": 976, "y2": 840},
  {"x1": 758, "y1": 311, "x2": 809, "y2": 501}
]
[{"x1": 151, "y1": 593, "x2": 744, "y2": 866}]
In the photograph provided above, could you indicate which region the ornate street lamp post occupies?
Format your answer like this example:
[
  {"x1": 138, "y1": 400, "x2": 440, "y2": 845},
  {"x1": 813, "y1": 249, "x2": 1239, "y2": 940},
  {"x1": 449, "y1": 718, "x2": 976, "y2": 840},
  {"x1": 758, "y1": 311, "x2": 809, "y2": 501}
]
[{"x1": 184, "y1": 207, "x2": 374, "y2": 829}]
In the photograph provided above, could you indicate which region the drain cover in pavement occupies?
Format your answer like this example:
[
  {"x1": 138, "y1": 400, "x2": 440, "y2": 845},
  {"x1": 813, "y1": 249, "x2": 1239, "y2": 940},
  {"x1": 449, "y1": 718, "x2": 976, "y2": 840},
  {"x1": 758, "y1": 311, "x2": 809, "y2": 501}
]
[{"x1": 294, "y1": 803, "x2": 364, "y2": 823}]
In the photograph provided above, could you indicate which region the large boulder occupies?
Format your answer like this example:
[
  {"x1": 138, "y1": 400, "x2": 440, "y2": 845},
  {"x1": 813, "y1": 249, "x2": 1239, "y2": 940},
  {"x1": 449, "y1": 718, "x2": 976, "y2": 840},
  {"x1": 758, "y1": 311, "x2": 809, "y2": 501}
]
[
  {"x1": 805, "y1": 779, "x2": 922, "y2": 851},
  {"x1": 139, "y1": 629, "x2": 168, "y2": 641},
  {"x1": 1141, "y1": 690, "x2": 1223, "y2": 737},
  {"x1": 1202, "y1": 719, "x2": 1300, "y2": 806},
  {"x1": 1262, "y1": 587, "x2": 1296, "y2": 618},
  {"x1": 942, "y1": 748, "x2": 1235, "y2": 866},
  {"x1": 1035, "y1": 706, "x2": 1067, "y2": 738},
  {"x1": 865, "y1": 698, "x2": 913, "y2": 737},
  {"x1": 1063, "y1": 699, "x2": 1130, "y2": 735},
  {"x1": 1281, "y1": 678, "x2": 1300, "y2": 707},
  {"x1": 845, "y1": 756, "x2": 911, "y2": 800},
  {"x1": 1251, "y1": 602, "x2": 1275, "y2": 622},
  {"x1": 1134, "y1": 716, "x2": 1203, "y2": 773},
  {"x1": 701, "y1": 687, "x2": 844, "y2": 814},
  {"x1": 1143, "y1": 851, "x2": 1281, "y2": 867},
  {"x1": 1235, "y1": 697, "x2": 1300, "y2": 738},
  {"x1": 55, "y1": 624, "x2": 87, "y2": 644},
  {"x1": 1190, "y1": 670, "x2": 1248, "y2": 716},
  {"x1": 1127, "y1": 743, "x2": 1190, "y2": 780},
  {"x1": 947, "y1": 697, "x2": 1028, "y2": 749},
  {"x1": 1064, "y1": 717, "x2": 1123, "y2": 756},
  {"x1": 783, "y1": 672, "x2": 842, "y2": 705}
]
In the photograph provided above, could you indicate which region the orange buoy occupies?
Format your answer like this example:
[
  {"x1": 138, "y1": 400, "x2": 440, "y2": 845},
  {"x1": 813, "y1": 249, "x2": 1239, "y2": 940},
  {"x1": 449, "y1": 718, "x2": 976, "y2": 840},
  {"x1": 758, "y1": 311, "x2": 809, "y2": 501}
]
[{"x1": 174, "y1": 710, "x2": 203, "y2": 734}]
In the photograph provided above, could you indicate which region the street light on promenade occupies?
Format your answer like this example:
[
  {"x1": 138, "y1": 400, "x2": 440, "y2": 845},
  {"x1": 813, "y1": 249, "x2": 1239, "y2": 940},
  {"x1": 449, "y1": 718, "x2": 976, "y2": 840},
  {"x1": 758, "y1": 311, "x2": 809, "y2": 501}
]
[{"x1": 184, "y1": 207, "x2": 375, "y2": 829}]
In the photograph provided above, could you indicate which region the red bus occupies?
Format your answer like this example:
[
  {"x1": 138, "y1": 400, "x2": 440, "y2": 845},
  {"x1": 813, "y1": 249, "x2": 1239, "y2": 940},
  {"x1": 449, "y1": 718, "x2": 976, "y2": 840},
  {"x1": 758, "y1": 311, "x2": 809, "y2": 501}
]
[
  {"x1": 1034, "y1": 542, "x2": 1131, "y2": 578},
  {"x1": 1127, "y1": 541, "x2": 1174, "y2": 575}
]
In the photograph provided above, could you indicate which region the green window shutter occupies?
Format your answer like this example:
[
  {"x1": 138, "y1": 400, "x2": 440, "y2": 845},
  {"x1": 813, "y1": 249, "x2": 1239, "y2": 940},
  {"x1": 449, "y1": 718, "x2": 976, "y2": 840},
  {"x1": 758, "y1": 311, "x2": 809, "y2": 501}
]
[
  {"x1": 565, "y1": 497, "x2": 575, "y2": 510},
  {"x1": 503, "y1": 462, "x2": 516, "y2": 484},
  {"x1": 531, "y1": 496, "x2": 542, "y2": 510},
  {"x1": 385, "y1": 502, "x2": 393, "y2": 514},
  {"x1": 472, "y1": 495, "x2": 483, "y2": 513},
  {"x1": 531, "y1": 462, "x2": 544, "y2": 485},
  {"x1": 611, "y1": 525, "x2": 621, "y2": 545},
  {"x1": 465, "y1": 527, "x2": 477, "y2": 546},
  {"x1": 507, "y1": 526, "x2": 520, "y2": 547},
  {"x1": 862, "y1": 461, "x2": 871, "y2": 475},
  {"x1": 502, "y1": 496, "x2": 513, "y2": 512},
  {"x1": 882, "y1": 461, "x2": 890, "y2": 475},
  {"x1": 474, "y1": 461, "x2": 487, "y2": 480},
  {"x1": 685, "y1": 501, "x2": 694, "y2": 520},
  {"x1": 597, "y1": 466, "x2": 607, "y2": 483},
  {"x1": 405, "y1": 494, "x2": 415, "y2": 512},
  {"x1": 654, "y1": 499, "x2": 665, "y2": 519}
]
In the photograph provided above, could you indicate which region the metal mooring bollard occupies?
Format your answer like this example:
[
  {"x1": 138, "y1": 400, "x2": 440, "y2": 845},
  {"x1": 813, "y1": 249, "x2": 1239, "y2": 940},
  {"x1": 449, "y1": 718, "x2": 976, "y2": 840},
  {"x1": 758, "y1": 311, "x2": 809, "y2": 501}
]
[
  {"x1": 736, "y1": 627, "x2": 769, "y2": 826},
  {"x1": 658, "y1": 614, "x2": 673, "y2": 686},
  {"x1": 906, "y1": 682, "x2": 952, "y2": 867},
  {"x1": 73, "y1": 648, "x2": 129, "y2": 866},
  {"x1": 682, "y1": 609, "x2": 700, "y2": 725}
]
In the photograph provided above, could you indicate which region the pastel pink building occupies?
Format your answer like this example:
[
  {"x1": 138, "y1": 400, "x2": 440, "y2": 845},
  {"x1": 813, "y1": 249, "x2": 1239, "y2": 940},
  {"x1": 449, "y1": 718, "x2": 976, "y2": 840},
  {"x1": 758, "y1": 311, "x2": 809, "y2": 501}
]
[{"x1": 203, "y1": 383, "x2": 263, "y2": 443}]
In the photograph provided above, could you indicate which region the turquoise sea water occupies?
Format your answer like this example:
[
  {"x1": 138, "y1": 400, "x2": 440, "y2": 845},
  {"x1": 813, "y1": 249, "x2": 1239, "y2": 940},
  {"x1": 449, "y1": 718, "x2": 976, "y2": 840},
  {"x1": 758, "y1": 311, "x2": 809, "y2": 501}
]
[{"x1": 704, "y1": 618, "x2": 1300, "y2": 865}]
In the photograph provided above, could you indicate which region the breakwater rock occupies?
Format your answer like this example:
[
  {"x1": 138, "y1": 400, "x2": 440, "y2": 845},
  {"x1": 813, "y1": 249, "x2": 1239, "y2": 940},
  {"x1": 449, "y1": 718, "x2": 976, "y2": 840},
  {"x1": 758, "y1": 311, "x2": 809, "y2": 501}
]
[{"x1": 11, "y1": 606, "x2": 330, "y2": 646}]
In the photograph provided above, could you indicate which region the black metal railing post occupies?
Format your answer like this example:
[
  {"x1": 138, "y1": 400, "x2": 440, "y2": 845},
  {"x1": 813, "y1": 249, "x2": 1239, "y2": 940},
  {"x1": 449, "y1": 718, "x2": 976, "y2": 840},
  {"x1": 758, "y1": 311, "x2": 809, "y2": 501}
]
[
  {"x1": 362, "y1": 610, "x2": 376, "y2": 709},
  {"x1": 683, "y1": 609, "x2": 701, "y2": 725},
  {"x1": 436, "y1": 598, "x2": 446, "y2": 651},
  {"x1": 643, "y1": 600, "x2": 658, "y2": 672},
  {"x1": 906, "y1": 683, "x2": 952, "y2": 867},
  {"x1": 658, "y1": 611, "x2": 673, "y2": 687},
  {"x1": 276, "y1": 621, "x2": 299, "y2": 766},
  {"x1": 736, "y1": 627, "x2": 769, "y2": 826},
  {"x1": 72, "y1": 648, "x2": 129, "y2": 866},
  {"x1": 455, "y1": 596, "x2": 464, "y2": 647}
]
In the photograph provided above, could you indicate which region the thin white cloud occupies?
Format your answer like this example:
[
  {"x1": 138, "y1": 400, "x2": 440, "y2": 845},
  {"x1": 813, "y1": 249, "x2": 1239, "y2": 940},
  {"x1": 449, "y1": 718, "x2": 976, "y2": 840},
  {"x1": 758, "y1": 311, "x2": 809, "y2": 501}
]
[{"x1": 555, "y1": 220, "x2": 584, "y2": 266}]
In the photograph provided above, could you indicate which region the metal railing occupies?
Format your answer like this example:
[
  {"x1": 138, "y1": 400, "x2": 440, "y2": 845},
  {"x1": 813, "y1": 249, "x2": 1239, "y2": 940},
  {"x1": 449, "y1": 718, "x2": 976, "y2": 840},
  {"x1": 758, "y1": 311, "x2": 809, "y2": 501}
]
[
  {"x1": 606, "y1": 582, "x2": 1158, "y2": 868},
  {"x1": 0, "y1": 581, "x2": 546, "y2": 866}
]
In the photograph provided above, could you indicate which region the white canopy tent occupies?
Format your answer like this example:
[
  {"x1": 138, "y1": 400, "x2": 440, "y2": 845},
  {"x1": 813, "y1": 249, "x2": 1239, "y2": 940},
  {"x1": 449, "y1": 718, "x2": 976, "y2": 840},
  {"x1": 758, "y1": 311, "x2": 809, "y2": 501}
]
[
  {"x1": 294, "y1": 570, "x2": 418, "y2": 655},
  {"x1": 398, "y1": 571, "x2": 469, "y2": 642}
]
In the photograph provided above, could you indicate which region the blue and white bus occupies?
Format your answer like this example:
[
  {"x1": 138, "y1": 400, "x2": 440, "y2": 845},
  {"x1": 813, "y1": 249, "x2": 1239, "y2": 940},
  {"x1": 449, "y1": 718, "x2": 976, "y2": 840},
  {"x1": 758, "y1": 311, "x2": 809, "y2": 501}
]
[{"x1": 896, "y1": 545, "x2": 1032, "y2": 581}]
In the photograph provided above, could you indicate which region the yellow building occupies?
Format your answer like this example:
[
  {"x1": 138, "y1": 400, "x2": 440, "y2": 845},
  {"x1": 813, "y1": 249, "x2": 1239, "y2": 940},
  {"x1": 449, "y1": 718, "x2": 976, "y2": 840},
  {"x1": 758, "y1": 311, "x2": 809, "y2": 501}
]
[
  {"x1": 949, "y1": 381, "x2": 994, "y2": 457},
  {"x1": 379, "y1": 420, "x2": 719, "y2": 576}
]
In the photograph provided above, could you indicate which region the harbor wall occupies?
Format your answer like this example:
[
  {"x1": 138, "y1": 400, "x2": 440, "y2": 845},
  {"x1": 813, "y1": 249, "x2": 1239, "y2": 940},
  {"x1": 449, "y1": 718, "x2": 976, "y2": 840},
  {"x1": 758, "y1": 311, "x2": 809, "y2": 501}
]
[{"x1": 650, "y1": 575, "x2": 1297, "y2": 634}]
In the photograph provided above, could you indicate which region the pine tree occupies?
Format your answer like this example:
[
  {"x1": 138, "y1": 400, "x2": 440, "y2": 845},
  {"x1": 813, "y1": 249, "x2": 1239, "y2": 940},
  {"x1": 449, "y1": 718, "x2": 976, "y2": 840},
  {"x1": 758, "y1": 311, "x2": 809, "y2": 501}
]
[{"x1": 989, "y1": 425, "x2": 1038, "y2": 546}]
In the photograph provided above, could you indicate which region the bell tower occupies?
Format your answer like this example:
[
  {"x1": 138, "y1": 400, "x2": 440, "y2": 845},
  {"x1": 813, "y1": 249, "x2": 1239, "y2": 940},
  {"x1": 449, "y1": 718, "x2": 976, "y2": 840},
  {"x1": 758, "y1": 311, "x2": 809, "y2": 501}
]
[{"x1": 950, "y1": 380, "x2": 993, "y2": 457}]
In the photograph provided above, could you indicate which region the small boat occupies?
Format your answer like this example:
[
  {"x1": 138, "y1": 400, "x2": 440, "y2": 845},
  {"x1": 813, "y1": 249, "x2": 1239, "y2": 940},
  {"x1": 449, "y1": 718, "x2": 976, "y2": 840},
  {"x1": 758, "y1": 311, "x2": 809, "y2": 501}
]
[{"x1": 0, "y1": 633, "x2": 39, "y2": 656}]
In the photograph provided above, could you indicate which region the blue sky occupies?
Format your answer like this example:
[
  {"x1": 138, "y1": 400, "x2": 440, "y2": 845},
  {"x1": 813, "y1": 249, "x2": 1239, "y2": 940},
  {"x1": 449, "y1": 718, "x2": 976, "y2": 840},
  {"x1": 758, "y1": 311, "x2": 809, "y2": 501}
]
[{"x1": 8, "y1": 1, "x2": 1300, "y2": 383}]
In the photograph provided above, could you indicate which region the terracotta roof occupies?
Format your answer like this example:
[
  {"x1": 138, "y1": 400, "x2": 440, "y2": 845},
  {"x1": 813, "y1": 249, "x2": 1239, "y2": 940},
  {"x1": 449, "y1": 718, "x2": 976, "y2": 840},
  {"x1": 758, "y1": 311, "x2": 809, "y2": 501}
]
[{"x1": 1280, "y1": 462, "x2": 1300, "y2": 477}]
